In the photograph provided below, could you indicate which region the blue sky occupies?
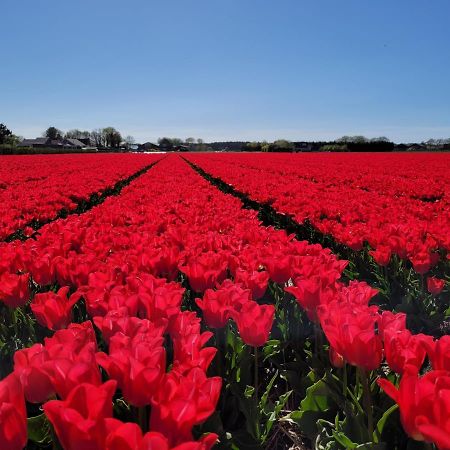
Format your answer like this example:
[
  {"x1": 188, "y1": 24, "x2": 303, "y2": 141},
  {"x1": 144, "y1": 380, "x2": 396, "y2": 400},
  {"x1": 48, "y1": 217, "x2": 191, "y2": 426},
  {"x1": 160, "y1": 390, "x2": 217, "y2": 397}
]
[{"x1": 2, "y1": 0, "x2": 450, "y2": 143}]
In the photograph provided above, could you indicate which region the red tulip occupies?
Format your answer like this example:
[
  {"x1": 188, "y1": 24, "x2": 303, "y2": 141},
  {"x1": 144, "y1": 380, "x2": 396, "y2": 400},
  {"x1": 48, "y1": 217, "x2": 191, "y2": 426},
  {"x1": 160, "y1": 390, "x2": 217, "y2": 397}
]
[
  {"x1": 150, "y1": 368, "x2": 221, "y2": 446},
  {"x1": 0, "y1": 373, "x2": 27, "y2": 450},
  {"x1": 318, "y1": 301, "x2": 382, "y2": 371},
  {"x1": 423, "y1": 335, "x2": 450, "y2": 371},
  {"x1": 13, "y1": 343, "x2": 54, "y2": 403},
  {"x1": 96, "y1": 330, "x2": 166, "y2": 407},
  {"x1": 427, "y1": 277, "x2": 445, "y2": 295},
  {"x1": 383, "y1": 330, "x2": 432, "y2": 375},
  {"x1": 196, "y1": 281, "x2": 251, "y2": 329},
  {"x1": 31, "y1": 286, "x2": 78, "y2": 330},
  {"x1": 230, "y1": 301, "x2": 275, "y2": 347},
  {"x1": 0, "y1": 272, "x2": 30, "y2": 308},
  {"x1": 378, "y1": 366, "x2": 450, "y2": 448},
  {"x1": 43, "y1": 380, "x2": 117, "y2": 450}
]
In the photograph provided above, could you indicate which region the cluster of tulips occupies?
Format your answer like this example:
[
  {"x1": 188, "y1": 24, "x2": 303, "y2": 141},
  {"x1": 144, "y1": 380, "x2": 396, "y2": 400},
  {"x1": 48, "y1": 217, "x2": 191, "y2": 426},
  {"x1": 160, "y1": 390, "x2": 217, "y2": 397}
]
[
  {"x1": 0, "y1": 154, "x2": 157, "y2": 239},
  {"x1": 187, "y1": 152, "x2": 450, "y2": 277},
  {"x1": 0, "y1": 154, "x2": 449, "y2": 449}
]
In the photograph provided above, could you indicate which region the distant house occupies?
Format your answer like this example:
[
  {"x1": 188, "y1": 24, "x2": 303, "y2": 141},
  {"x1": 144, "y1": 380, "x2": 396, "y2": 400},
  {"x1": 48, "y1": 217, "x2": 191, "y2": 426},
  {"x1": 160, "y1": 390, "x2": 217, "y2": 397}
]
[
  {"x1": 293, "y1": 141, "x2": 314, "y2": 152},
  {"x1": 63, "y1": 138, "x2": 86, "y2": 149},
  {"x1": 138, "y1": 142, "x2": 160, "y2": 152},
  {"x1": 18, "y1": 137, "x2": 93, "y2": 150},
  {"x1": 18, "y1": 137, "x2": 53, "y2": 148}
]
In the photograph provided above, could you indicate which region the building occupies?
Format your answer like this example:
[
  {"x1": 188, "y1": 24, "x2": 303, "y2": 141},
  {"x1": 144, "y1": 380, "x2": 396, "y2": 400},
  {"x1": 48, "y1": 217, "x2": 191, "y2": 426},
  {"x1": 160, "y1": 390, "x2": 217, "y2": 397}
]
[{"x1": 18, "y1": 137, "x2": 93, "y2": 150}]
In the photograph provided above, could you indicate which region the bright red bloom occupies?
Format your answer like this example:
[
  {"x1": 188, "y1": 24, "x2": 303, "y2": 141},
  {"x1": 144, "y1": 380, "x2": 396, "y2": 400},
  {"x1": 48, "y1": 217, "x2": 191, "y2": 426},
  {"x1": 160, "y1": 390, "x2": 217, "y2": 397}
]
[
  {"x1": 96, "y1": 328, "x2": 166, "y2": 407},
  {"x1": 369, "y1": 246, "x2": 392, "y2": 266},
  {"x1": 378, "y1": 310, "x2": 406, "y2": 340},
  {"x1": 0, "y1": 272, "x2": 30, "y2": 308},
  {"x1": 180, "y1": 253, "x2": 228, "y2": 293},
  {"x1": 423, "y1": 335, "x2": 450, "y2": 371},
  {"x1": 230, "y1": 301, "x2": 275, "y2": 347},
  {"x1": 31, "y1": 286, "x2": 78, "y2": 330},
  {"x1": 378, "y1": 366, "x2": 450, "y2": 448},
  {"x1": 234, "y1": 269, "x2": 269, "y2": 300},
  {"x1": 318, "y1": 301, "x2": 382, "y2": 371},
  {"x1": 196, "y1": 281, "x2": 251, "y2": 329},
  {"x1": 0, "y1": 373, "x2": 27, "y2": 450},
  {"x1": 150, "y1": 368, "x2": 222, "y2": 447},
  {"x1": 104, "y1": 424, "x2": 218, "y2": 450},
  {"x1": 43, "y1": 381, "x2": 117, "y2": 450},
  {"x1": 427, "y1": 277, "x2": 445, "y2": 295},
  {"x1": 383, "y1": 330, "x2": 432, "y2": 375},
  {"x1": 13, "y1": 343, "x2": 54, "y2": 403}
]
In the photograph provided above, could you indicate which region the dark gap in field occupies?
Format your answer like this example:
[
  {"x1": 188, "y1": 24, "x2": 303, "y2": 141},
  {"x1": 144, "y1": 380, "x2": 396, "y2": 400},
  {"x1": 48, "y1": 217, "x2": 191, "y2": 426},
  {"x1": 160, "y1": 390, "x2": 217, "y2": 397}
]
[
  {"x1": 182, "y1": 156, "x2": 450, "y2": 337},
  {"x1": 4, "y1": 156, "x2": 165, "y2": 243}
]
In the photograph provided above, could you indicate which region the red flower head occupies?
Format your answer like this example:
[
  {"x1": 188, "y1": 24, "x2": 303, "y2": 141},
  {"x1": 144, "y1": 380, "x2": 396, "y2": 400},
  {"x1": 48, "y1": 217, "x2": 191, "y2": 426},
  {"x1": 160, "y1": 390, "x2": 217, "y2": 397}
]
[
  {"x1": 383, "y1": 330, "x2": 432, "y2": 375},
  {"x1": 196, "y1": 281, "x2": 251, "y2": 329},
  {"x1": 234, "y1": 269, "x2": 269, "y2": 300},
  {"x1": 14, "y1": 343, "x2": 54, "y2": 403},
  {"x1": 180, "y1": 253, "x2": 228, "y2": 293},
  {"x1": 318, "y1": 301, "x2": 382, "y2": 371},
  {"x1": 31, "y1": 286, "x2": 78, "y2": 330},
  {"x1": 378, "y1": 366, "x2": 450, "y2": 448},
  {"x1": 369, "y1": 246, "x2": 392, "y2": 267},
  {"x1": 150, "y1": 368, "x2": 222, "y2": 447},
  {"x1": 0, "y1": 272, "x2": 30, "y2": 308},
  {"x1": 0, "y1": 373, "x2": 27, "y2": 450},
  {"x1": 43, "y1": 380, "x2": 117, "y2": 450},
  {"x1": 96, "y1": 330, "x2": 166, "y2": 407},
  {"x1": 230, "y1": 301, "x2": 275, "y2": 347},
  {"x1": 378, "y1": 310, "x2": 406, "y2": 341},
  {"x1": 423, "y1": 335, "x2": 450, "y2": 371},
  {"x1": 427, "y1": 277, "x2": 445, "y2": 295}
]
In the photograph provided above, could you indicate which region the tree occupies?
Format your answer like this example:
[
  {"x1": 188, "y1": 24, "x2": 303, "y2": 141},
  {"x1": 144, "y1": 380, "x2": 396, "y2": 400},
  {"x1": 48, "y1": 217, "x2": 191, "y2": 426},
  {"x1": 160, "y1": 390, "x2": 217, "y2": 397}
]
[
  {"x1": 185, "y1": 137, "x2": 195, "y2": 145},
  {"x1": 158, "y1": 137, "x2": 174, "y2": 150},
  {"x1": 90, "y1": 129, "x2": 104, "y2": 147},
  {"x1": 44, "y1": 127, "x2": 63, "y2": 140},
  {"x1": 102, "y1": 127, "x2": 122, "y2": 148},
  {"x1": 197, "y1": 138, "x2": 204, "y2": 145},
  {"x1": 124, "y1": 135, "x2": 135, "y2": 149},
  {"x1": 0, "y1": 123, "x2": 13, "y2": 144},
  {"x1": 273, "y1": 139, "x2": 294, "y2": 151},
  {"x1": 370, "y1": 136, "x2": 389, "y2": 143},
  {"x1": 65, "y1": 129, "x2": 90, "y2": 139}
]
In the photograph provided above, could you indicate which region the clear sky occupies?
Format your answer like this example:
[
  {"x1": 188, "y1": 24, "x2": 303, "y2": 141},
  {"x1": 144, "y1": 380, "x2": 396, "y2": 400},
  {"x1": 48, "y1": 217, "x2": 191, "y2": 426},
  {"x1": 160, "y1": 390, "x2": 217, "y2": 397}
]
[{"x1": 2, "y1": 0, "x2": 450, "y2": 143}]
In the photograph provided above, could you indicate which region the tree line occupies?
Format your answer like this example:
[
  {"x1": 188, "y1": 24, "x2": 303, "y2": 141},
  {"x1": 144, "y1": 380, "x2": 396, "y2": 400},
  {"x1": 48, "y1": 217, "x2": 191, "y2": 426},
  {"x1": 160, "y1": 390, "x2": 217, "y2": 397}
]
[{"x1": 43, "y1": 127, "x2": 135, "y2": 149}]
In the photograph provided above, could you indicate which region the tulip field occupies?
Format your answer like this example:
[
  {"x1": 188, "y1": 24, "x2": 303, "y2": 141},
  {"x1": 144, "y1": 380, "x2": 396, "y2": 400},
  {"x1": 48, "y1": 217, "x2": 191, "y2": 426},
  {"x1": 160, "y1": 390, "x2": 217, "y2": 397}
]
[{"x1": 0, "y1": 153, "x2": 449, "y2": 450}]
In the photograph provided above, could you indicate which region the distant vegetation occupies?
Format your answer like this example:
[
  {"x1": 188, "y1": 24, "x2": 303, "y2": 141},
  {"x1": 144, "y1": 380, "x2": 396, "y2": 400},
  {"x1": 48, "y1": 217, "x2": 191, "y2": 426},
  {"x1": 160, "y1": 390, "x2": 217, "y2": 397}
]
[{"x1": 1, "y1": 123, "x2": 450, "y2": 154}]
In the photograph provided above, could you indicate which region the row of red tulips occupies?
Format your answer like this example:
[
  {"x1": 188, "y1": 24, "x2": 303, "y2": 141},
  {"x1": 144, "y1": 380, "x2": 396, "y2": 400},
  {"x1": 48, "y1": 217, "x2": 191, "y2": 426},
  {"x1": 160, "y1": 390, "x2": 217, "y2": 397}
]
[
  {"x1": 0, "y1": 154, "x2": 158, "y2": 240},
  {"x1": 0, "y1": 154, "x2": 449, "y2": 449},
  {"x1": 186, "y1": 153, "x2": 450, "y2": 277}
]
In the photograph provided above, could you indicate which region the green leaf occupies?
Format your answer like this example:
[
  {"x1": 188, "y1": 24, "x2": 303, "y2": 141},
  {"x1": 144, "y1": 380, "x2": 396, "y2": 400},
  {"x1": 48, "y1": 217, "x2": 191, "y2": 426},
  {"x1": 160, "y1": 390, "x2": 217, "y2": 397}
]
[
  {"x1": 27, "y1": 413, "x2": 52, "y2": 445},
  {"x1": 373, "y1": 404, "x2": 398, "y2": 442}
]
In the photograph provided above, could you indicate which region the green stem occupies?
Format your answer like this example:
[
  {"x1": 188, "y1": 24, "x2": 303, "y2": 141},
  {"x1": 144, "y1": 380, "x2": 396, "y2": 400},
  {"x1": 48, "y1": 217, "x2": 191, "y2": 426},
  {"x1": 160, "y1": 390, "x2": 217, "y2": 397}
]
[
  {"x1": 342, "y1": 363, "x2": 347, "y2": 398},
  {"x1": 138, "y1": 406, "x2": 147, "y2": 432},
  {"x1": 359, "y1": 369, "x2": 374, "y2": 439}
]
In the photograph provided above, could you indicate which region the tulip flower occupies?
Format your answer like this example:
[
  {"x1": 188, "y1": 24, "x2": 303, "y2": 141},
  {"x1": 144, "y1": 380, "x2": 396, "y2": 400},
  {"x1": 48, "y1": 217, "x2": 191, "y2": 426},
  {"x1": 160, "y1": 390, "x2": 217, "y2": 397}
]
[
  {"x1": 0, "y1": 272, "x2": 30, "y2": 308},
  {"x1": 230, "y1": 301, "x2": 275, "y2": 347},
  {"x1": 427, "y1": 276, "x2": 445, "y2": 295},
  {"x1": 150, "y1": 368, "x2": 222, "y2": 446},
  {"x1": 43, "y1": 381, "x2": 117, "y2": 450},
  {"x1": 13, "y1": 343, "x2": 54, "y2": 403},
  {"x1": 318, "y1": 301, "x2": 382, "y2": 371},
  {"x1": 383, "y1": 330, "x2": 432, "y2": 375},
  {"x1": 423, "y1": 335, "x2": 450, "y2": 371},
  {"x1": 0, "y1": 373, "x2": 27, "y2": 450},
  {"x1": 378, "y1": 366, "x2": 450, "y2": 448},
  {"x1": 31, "y1": 286, "x2": 78, "y2": 330}
]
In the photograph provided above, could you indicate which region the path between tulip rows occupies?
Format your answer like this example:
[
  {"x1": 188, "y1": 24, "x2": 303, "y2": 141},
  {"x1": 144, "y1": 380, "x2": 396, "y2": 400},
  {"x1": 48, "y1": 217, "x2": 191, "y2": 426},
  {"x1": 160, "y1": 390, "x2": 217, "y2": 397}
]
[{"x1": 4, "y1": 155, "x2": 164, "y2": 243}]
